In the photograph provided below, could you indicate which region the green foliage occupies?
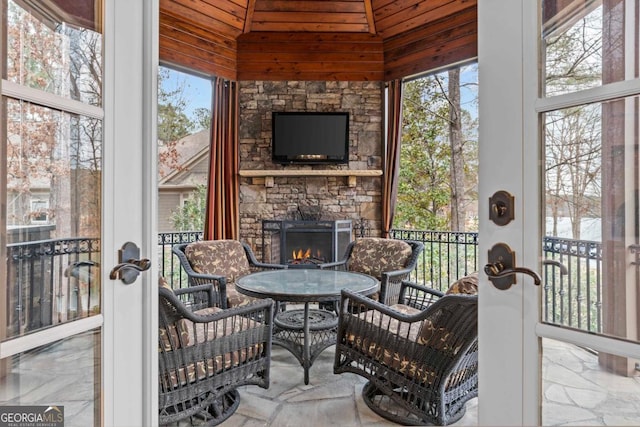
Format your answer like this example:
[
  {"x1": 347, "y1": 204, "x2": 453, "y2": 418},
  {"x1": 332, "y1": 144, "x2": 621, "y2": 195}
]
[
  {"x1": 157, "y1": 68, "x2": 195, "y2": 143},
  {"x1": 192, "y1": 107, "x2": 212, "y2": 131},
  {"x1": 394, "y1": 67, "x2": 478, "y2": 231},
  {"x1": 158, "y1": 103, "x2": 194, "y2": 142},
  {"x1": 170, "y1": 184, "x2": 207, "y2": 231}
]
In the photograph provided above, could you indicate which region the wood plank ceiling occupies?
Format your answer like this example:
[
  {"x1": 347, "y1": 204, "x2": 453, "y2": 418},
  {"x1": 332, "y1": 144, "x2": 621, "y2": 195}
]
[{"x1": 159, "y1": 0, "x2": 477, "y2": 81}]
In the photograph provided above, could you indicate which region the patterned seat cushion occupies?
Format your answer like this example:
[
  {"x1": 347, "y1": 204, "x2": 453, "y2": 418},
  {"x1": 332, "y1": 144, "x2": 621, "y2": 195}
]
[
  {"x1": 346, "y1": 304, "x2": 441, "y2": 385},
  {"x1": 184, "y1": 240, "x2": 255, "y2": 307},
  {"x1": 160, "y1": 306, "x2": 263, "y2": 389},
  {"x1": 185, "y1": 240, "x2": 251, "y2": 281},
  {"x1": 346, "y1": 301, "x2": 467, "y2": 385},
  {"x1": 445, "y1": 272, "x2": 479, "y2": 295},
  {"x1": 411, "y1": 274, "x2": 478, "y2": 350},
  {"x1": 158, "y1": 277, "x2": 190, "y2": 350},
  {"x1": 348, "y1": 238, "x2": 413, "y2": 280}
]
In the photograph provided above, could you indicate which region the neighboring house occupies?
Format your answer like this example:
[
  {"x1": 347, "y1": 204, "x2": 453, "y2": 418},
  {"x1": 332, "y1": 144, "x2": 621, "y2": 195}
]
[{"x1": 158, "y1": 129, "x2": 210, "y2": 232}]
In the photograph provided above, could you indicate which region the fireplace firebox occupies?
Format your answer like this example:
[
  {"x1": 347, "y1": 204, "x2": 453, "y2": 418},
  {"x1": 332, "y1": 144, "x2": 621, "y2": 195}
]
[{"x1": 262, "y1": 220, "x2": 352, "y2": 267}]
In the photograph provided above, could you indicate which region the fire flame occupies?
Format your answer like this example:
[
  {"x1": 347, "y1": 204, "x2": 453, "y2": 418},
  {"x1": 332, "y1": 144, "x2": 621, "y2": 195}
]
[{"x1": 292, "y1": 248, "x2": 312, "y2": 260}]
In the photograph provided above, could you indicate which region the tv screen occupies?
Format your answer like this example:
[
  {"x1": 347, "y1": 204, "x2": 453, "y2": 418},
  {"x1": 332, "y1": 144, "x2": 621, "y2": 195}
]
[{"x1": 272, "y1": 112, "x2": 349, "y2": 164}]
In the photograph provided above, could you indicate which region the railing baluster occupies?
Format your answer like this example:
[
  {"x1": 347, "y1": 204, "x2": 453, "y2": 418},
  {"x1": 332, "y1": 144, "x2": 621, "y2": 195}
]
[
  {"x1": 5, "y1": 230, "x2": 610, "y2": 339},
  {"x1": 6, "y1": 237, "x2": 100, "y2": 339}
]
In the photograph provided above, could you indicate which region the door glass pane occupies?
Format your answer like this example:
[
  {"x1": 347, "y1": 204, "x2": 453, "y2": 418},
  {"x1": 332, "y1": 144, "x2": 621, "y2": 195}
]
[
  {"x1": 542, "y1": 0, "x2": 640, "y2": 419},
  {"x1": 6, "y1": 0, "x2": 103, "y2": 106},
  {"x1": 1, "y1": 1, "x2": 102, "y2": 425},
  {"x1": 542, "y1": 94, "x2": 640, "y2": 425},
  {"x1": 4, "y1": 99, "x2": 101, "y2": 340},
  {"x1": 542, "y1": 0, "x2": 639, "y2": 97},
  {"x1": 0, "y1": 329, "x2": 101, "y2": 427},
  {"x1": 543, "y1": 95, "x2": 639, "y2": 345}
]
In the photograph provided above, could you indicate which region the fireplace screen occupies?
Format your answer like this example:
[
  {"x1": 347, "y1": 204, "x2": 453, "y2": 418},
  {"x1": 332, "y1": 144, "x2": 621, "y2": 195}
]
[{"x1": 262, "y1": 220, "x2": 352, "y2": 267}]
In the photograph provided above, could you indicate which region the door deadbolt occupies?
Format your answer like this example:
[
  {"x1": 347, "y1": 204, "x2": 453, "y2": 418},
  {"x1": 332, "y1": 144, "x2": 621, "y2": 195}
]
[{"x1": 489, "y1": 190, "x2": 514, "y2": 226}]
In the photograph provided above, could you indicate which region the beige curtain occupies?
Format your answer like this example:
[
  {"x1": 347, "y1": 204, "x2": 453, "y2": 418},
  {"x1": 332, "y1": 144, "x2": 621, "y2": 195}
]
[
  {"x1": 203, "y1": 78, "x2": 239, "y2": 240},
  {"x1": 382, "y1": 79, "x2": 404, "y2": 237}
]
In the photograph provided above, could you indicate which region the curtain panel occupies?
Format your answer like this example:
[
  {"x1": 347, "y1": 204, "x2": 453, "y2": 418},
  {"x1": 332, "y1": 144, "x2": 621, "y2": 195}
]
[
  {"x1": 382, "y1": 79, "x2": 404, "y2": 237},
  {"x1": 204, "y1": 78, "x2": 239, "y2": 240}
]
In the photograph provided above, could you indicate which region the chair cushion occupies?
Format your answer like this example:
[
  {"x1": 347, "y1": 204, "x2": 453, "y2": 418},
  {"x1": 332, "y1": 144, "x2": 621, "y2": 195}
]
[
  {"x1": 348, "y1": 238, "x2": 413, "y2": 279},
  {"x1": 185, "y1": 240, "x2": 251, "y2": 283},
  {"x1": 346, "y1": 303, "x2": 466, "y2": 385},
  {"x1": 445, "y1": 273, "x2": 479, "y2": 295},
  {"x1": 412, "y1": 274, "x2": 478, "y2": 348},
  {"x1": 159, "y1": 275, "x2": 173, "y2": 291},
  {"x1": 226, "y1": 285, "x2": 257, "y2": 307},
  {"x1": 158, "y1": 277, "x2": 191, "y2": 350},
  {"x1": 160, "y1": 311, "x2": 264, "y2": 389},
  {"x1": 346, "y1": 305, "x2": 440, "y2": 385}
]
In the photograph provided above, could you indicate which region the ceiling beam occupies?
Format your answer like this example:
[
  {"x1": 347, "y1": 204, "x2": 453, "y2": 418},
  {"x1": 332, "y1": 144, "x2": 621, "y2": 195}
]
[
  {"x1": 244, "y1": 0, "x2": 256, "y2": 33},
  {"x1": 363, "y1": 0, "x2": 376, "y2": 34}
]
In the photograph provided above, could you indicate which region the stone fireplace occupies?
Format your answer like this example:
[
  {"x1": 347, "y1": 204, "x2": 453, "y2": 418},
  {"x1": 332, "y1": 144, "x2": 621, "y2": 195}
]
[
  {"x1": 262, "y1": 219, "x2": 352, "y2": 266},
  {"x1": 238, "y1": 80, "x2": 384, "y2": 260}
]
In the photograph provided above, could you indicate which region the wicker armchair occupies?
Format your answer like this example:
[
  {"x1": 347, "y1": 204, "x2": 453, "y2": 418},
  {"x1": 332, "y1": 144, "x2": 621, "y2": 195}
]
[
  {"x1": 319, "y1": 238, "x2": 424, "y2": 305},
  {"x1": 173, "y1": 240, "x2": 286, "y2": 308},
  {"x1": 334, "y1": 276, "x2": 478, "y2": 426},
  {"x1": 158, "y1": 278, "x2": 274, "y2": 426}
]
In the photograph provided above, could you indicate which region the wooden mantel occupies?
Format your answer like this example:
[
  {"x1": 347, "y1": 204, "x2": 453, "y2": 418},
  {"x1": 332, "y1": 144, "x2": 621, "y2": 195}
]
[{"x1": 238, "y1": 169, "x2": 383, "y2": 187}]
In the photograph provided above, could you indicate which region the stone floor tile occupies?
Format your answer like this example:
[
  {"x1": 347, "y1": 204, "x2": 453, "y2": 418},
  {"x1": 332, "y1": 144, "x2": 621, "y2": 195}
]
[{"x1": 543, "y1": 402, "x2": 597, "y2": 425}]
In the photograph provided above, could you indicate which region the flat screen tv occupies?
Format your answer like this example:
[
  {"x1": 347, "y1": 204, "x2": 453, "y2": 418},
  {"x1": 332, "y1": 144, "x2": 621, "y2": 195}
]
[{"x1": 272, "y1": 112, "x2": 349, "y2": 164}]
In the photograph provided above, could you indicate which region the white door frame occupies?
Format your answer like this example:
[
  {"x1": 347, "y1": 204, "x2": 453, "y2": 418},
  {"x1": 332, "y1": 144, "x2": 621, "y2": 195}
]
[
  {"x1": 478, "y1": 1, "x2": 640, "y2": 425},
  {"x1": 478, "y1": 1, "x2": 541, "y2": 425},
  {"x1": 102, "y1": 0, "x2": 158, "y2": 425},
  {"x1": 0, "y1": 1, "x2": 158, "y2": 425}
]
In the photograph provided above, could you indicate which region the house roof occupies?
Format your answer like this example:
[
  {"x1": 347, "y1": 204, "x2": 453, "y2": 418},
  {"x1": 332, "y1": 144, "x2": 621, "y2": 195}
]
[{"x1": 158, "y1": 129, "x2": 210, "y2": 185}]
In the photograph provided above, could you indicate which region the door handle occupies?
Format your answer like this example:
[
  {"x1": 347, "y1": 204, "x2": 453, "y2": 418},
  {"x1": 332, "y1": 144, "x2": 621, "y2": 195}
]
[
  {"x1": 109, "y1": 242, "x2": 151, "y2": 284},
  {"x1": 484, "y1": 261, "x2": 541, "y2": 287},
  {"x1": 484, "y1": 242, "x2": 541, "y2": 289},
  {"x1": 65, "y1": 260, "x2": 100, "y2": 282},
  {"x1": 542, "y1": 259, "x2": 568, "y2": 275}
]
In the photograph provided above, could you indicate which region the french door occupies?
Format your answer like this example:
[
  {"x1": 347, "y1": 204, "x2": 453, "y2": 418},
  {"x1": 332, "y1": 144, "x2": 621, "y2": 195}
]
[
  {"x1": 0, "y1": 1, "x2": 157, "y2": 426},
  {"x1": 479, "y1": 0, "x2": 640, "y2": 425}
]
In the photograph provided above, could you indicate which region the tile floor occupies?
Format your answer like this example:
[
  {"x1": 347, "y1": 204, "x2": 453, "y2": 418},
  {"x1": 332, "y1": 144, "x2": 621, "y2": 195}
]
[
  {"x1": 220, "y1": 338, "x2": 640, "y2": 427},
  {"x1": 2, "y1": 333, "x2": 639, "y2": 426},
  {"x1": 221, "y1": 344, "x2": 477, "y2": 427}
]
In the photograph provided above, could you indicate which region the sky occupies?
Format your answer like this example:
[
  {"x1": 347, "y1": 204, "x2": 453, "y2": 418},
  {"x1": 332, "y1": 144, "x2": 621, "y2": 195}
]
[{"x1": 160, "y1": 67, "x2": 212, "y2": 120}]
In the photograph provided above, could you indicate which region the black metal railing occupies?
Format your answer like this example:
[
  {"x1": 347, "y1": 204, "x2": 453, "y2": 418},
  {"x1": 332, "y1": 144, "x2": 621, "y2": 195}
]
[
  {"x1": 542, "y1": 237, "x2": 602, "y2": 333},
  {"x1": 390, "y1": 230, "x2": 604, "y2": 333},
  {"x1": 5, "y1": 230, "x2": 606, "y2": 338},
  {"x1": 389, "y1": 229, "x2": 479, "y2": 290},
  {"x1": 158, "y1": 231, "x2": 203, "y2": 288},
  {"x1": 6, "y1": 237, "x2": 101, "y2": 338}
]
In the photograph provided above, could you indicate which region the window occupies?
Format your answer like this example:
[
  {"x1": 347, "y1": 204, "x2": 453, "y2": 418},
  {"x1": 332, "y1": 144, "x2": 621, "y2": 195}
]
[{"x1": 29, "y1": 198, "x2": 49, "y2": 223}]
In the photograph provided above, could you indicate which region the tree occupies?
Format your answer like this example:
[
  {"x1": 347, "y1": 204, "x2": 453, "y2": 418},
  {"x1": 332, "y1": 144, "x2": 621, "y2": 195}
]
[
  {"x1": 544, "y1": 10, "x2": 603, "y2": 239},
  {"x1": 545, "y1": 106, "x2": 601, "y2": 239},
  {"x1": 394, "y1": 65, "x2": 478, "y2": 231},
  {"x1": 157, "y1": 68, "x2": 197, "y2": 176},
  {"x1": 157, "y1": 68, "x2": 213, "y2": 180},
  {"x1": 395, "y1": 77, "x2": 451, "y2": 230},
  {"x1": 158, "y1": 68, "x2": 194, "y2": 142},
  {"x1": 5, "y1": 4, "x2": 103, "y2": 238},
  {"x1": 447, "y1": 68, "x2": 465, "y2": 231},
  {"x1": 170, "y1": 184, "x2": 207, "y2": 231},
  {"x1": 193, "y1": 107, "x2": 212, "y2": 131}
]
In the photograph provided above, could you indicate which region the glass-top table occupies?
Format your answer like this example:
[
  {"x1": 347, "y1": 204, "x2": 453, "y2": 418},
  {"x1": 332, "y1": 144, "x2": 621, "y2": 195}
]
[{"x1": 236, "y1": 269, "x2": 378, "y2": 384}]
